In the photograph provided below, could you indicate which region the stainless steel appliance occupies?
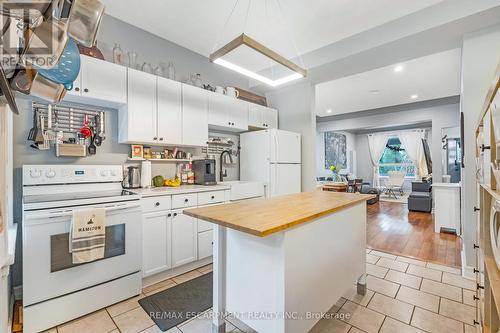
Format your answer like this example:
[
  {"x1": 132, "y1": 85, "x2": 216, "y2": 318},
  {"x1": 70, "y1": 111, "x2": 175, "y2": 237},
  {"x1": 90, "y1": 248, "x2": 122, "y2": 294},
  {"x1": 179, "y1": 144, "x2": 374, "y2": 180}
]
[
  {"x1": 123, "y1": 165, "x2": 141, "y2": 189},
  {"x1": 193, "y1": 159, "x2": 217, "y2": 185},
  {"x1": 22, "y1": 165, "x2": 142, "y2": 333}
]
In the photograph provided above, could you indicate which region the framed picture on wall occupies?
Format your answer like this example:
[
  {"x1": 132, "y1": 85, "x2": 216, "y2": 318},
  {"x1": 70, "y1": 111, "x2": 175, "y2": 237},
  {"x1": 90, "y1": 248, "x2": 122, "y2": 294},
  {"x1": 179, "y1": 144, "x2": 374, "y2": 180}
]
[{"x1": 324, "y1": 132, "x2": 347, "y2": 169}]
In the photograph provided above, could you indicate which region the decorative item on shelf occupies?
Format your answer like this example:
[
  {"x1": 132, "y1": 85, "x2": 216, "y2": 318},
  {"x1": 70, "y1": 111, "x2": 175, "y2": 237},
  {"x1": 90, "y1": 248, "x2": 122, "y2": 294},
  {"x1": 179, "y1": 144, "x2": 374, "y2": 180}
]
[
  {"x1": 235, "y1": 87, "x2": 267, "y2": 106},
  {"x1": 215, "y1": 86, "x2": 225, "y2": 94},
  {"x1": 128, "y1": 52, "x2": 138, "y2": 69},
  {"x1": 142, "y1": 62, "x2": 153, "y2": 74},
  {"x1": 77, "y1": 43, "x2": 105, "y2": 60},
  {"x1": 155, "y1": 62, "x2": 167, "y2": 77},
  {"x1": 167, "y1": 62, "x2": 175, "y2": 80},
  {"x1": 225, "y1": 86, "x2": 239, "y2": 98},
  {"x1": 112, "y1": 43, "x2": 124, "y2": 65},
  {"x1": 203, "y1": 84, "x2": 215, "y2": 92},
  {"x1": 194, "y1": 74, "x2": 203, "y2": 88},
  {"x1": 143, "y1": 146, "x2": 152, "y2": 160}
]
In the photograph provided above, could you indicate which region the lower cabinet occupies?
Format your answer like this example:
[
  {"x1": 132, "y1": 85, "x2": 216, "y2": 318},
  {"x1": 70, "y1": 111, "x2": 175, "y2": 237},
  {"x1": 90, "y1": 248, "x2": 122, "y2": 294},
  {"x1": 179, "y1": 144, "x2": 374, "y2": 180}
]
[
  {"x1": 171, "y1": 210, "x2": 198, "y2": 268},
  {"x1": 198, "y1": 230, "x2": 213, "y2": 259},
  {"x1": 142, "y1": 211, "x2": 172, "y2": 277}
]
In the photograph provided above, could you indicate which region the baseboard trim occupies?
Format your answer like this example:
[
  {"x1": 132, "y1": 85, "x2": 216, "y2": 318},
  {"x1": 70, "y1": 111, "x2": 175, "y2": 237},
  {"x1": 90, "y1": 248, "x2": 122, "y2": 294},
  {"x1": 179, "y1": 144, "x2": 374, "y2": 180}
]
[
  {"x1": 461, "y1": 247, "x2": 476, "y2": 280},
  {"x1": 142, "y1": 257, "x2": 212, "y2": 288}
]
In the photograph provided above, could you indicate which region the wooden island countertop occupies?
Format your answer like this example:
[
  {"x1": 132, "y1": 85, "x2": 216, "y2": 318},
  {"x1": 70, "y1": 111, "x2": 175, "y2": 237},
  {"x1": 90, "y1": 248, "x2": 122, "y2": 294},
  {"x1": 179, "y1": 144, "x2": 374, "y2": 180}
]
[{"x1": 184, "y1": 191, "x2": 375, "y2": 237}]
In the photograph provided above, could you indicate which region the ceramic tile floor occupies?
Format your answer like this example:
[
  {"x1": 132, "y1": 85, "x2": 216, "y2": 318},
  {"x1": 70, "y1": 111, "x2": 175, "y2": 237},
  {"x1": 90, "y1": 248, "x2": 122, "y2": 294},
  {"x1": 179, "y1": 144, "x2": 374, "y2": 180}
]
[{"x1": 42, "y1": 250, "x2": 479, "y2": 333}]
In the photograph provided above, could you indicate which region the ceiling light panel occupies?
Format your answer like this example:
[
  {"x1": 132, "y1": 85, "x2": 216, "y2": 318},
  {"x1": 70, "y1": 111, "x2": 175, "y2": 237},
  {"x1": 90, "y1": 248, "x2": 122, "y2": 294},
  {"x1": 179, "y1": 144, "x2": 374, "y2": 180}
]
[{"x1": 210, "y1": 34, "x2": 306, "y2": 87}]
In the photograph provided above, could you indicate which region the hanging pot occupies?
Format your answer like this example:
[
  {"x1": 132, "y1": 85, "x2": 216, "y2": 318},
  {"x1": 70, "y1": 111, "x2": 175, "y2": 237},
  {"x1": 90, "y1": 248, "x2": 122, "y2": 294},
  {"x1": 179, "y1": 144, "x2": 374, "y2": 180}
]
[
  {"x1": 67, "y1": 0, "x2": 105, "y2": 47},
  {"x1": 22, "y1": 19, "x2": 68, "y2": 70},
  {"x1": 30, "y1": 72, "x2": 67, "y2": 103}
]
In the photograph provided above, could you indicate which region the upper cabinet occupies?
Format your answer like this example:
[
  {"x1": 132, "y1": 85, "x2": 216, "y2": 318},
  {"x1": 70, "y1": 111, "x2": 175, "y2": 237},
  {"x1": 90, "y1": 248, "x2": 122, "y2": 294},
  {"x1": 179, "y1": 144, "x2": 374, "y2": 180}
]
[
  {"x1": 248, "y1": 103, "x2": 278, "y2": 129},
  {"x1": 208, "y1": 92, "x2": 248, "y2": 132},
  {"x1": 65, "y1": 55, "x2": 127, "y2": 107},
  {"x1": 182, "y1": 84, "x2": 209, "y2": 147},
  {"x1": 157, "y1": 77, "x2": 182, "y2": 144},
  {"x1": 119, "y1": 69, "x2": 157, "y2": 144}
]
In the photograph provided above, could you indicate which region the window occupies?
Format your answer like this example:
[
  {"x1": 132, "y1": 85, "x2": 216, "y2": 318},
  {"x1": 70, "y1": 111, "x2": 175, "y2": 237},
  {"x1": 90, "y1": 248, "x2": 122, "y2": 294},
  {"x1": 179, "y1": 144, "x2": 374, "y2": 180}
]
[{"x1": 378, "y1": 137, "x2": 415, "y2": 177}]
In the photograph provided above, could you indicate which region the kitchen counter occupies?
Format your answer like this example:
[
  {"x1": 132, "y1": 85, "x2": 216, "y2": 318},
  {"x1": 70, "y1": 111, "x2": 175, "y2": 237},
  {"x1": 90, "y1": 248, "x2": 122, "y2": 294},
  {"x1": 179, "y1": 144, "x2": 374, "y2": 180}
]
[
  {"x1": 184, "y1": 191, "x2": 374, "y2": 236},
  {"x1": 188, "y1": 191, "x2": 373, "y2": 333},
  {"x1": 131, "y1": 184, "x2": 230, "y2": 197}
]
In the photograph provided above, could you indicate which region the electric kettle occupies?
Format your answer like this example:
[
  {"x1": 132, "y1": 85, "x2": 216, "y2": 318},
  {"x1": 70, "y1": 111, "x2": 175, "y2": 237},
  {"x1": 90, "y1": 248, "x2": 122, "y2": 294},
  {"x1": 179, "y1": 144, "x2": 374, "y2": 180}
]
[{"x1": 123, "y1": 166, "x2": 141, "y2": 189}]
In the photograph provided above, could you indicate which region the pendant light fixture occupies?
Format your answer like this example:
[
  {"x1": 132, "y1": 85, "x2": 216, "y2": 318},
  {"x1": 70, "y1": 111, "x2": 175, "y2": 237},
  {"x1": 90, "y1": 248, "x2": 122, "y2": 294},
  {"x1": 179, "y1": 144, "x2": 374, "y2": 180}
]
[{"x1": 210, "y1": 0, "x2": 307, "y2": 87}]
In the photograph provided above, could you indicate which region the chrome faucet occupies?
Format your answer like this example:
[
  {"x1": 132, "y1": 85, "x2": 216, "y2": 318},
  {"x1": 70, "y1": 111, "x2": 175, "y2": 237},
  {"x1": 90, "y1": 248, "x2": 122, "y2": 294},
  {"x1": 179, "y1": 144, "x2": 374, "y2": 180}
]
[{"x1": 219, "y1": 150, "x2": 233, "y2": 182}]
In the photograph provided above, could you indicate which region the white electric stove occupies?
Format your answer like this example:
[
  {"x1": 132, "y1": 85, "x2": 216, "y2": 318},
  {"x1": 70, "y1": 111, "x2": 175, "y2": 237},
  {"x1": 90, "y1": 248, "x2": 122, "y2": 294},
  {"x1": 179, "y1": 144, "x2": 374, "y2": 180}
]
[{"x1": 22, "y1": 165, "x2": 142, "y2": 333}]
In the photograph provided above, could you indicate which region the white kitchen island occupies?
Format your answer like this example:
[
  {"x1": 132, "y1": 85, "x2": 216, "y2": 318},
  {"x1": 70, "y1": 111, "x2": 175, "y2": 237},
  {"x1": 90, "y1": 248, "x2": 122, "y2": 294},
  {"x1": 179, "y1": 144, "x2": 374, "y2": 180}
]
[{"x1": 184, "y1": 191, "x2": 374, "y2": 333}]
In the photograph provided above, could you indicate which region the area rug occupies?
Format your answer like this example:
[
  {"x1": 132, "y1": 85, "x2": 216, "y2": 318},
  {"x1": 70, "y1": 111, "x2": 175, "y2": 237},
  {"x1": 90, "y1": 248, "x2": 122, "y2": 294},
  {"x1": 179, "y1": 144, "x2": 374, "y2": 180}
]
[
  {"x1": 139, "y1": 273, "x2": 212, "y2": 331},
  {"x1": 379, "y1": 192, "x2": 410, "y2": 204}
]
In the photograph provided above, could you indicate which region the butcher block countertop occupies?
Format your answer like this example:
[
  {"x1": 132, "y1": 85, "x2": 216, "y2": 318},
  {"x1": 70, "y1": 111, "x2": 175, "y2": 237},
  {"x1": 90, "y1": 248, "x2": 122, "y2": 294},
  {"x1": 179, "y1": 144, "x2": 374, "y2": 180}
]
[{"x1": 183, "y1": 191, "x2": 375, "y2": 237}]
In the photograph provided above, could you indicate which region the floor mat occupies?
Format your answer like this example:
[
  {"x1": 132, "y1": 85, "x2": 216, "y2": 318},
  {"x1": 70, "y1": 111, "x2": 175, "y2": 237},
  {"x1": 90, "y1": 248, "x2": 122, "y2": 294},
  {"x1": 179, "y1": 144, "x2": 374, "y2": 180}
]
[{"x1": 139, "y1": 272, "x2": 212, "y2": 331}]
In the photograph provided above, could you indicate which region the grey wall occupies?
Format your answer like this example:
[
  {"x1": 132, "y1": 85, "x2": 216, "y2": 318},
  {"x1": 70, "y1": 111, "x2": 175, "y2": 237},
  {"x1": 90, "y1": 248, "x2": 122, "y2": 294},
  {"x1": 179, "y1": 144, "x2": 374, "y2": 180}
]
[
  {"x1": 317, "y1": 102, "x2": 460, "y2": 186},
  {"x1": 266, "y1": 82, "x2": 317, "y2": 192},
  {"x1": 97, "y1": 15, "x2": 249, "y2": 89},
  {"x1": 11, "y1": 14, "x2": 250, "y2": 287},
  {"x1": 461, "y1": 24, "x2": 500, "y2": 271}
]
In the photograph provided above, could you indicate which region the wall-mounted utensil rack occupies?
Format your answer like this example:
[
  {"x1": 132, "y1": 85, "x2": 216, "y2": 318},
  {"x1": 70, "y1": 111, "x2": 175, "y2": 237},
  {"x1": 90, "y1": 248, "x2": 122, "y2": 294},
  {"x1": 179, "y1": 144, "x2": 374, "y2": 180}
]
[
  {"x1": 32, "y1": 102, "x2": 106, "y2": 135},
  {"x1": 202, "y1": 136, "x2": 239, "y2": 156}
]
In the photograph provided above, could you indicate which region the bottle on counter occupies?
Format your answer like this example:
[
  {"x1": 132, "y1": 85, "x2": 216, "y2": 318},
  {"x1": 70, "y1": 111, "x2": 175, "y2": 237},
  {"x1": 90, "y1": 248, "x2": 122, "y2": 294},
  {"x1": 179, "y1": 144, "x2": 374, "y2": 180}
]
[
  {"x1": 181, "y1": 167, "x2": 188, "y2": 184},
  {"x1": 187, "y1": 163, "x2": 195, "y2": 184}
]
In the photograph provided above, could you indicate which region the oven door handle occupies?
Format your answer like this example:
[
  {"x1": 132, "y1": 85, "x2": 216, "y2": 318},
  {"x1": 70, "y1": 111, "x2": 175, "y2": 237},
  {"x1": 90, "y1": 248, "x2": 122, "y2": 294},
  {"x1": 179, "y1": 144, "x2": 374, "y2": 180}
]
[{"x1": 26, "y1": 202, "x2": 141, "y2": 220}]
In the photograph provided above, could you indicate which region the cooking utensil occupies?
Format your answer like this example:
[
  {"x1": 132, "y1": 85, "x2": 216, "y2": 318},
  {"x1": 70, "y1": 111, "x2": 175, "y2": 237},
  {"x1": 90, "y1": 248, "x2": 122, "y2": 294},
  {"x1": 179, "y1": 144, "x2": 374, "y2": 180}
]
[
  {"x1": 88, "y1": 131, "x2": 97, "y2": 155},
  {"x1": 28, "y1": 110, "x2": 38, "y2": 141},
  {"x1": 0, "y1": 62, "x2": 19, "y2": 114},
  {"x1": 36, "y1": 38, "x2": 81, "y2": 90},
  {"x1": 67, "y1": 0, "x2": 105, "y2": 47},
  {"x1": 35, "y1": 114, "x2": 44, "y2": 144},
  {"x1": 78, "y1": 43, "x2": 105, "y2": 60},
  {"x1": 39, "y1": 115, "x2": 50, "y2": 150},
  {"x1": 93, "y1": 115, "x2": 102, "y2": 146},
  {"x1": 79, "y1": 114, "x2": 92, "y2": 138},
  {"x1": 99, "y1": 111, "x2": 105, "y2": 140},
  {"x1": 30, "y1": 72, "x2": 67, "y2": 103},
  {"x1": 22, "y1": 19, "x2": 68, "y2": 70}
]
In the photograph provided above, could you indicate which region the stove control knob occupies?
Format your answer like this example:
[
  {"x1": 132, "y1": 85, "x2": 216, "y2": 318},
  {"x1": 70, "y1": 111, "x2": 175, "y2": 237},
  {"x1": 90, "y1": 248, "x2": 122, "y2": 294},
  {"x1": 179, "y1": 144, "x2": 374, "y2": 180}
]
[
  {"x1": 30, "y1": 169, "x2": 42, "y2": 178},
  {"x1": 100, "y1": 170, "x2": 109, "y2": 177},
  {"x1": 45, "y1": 170, "x2": 56, "y2": 178},
  {"x1": 110, "y1": 169, "x2": 118, "y2": 177}
]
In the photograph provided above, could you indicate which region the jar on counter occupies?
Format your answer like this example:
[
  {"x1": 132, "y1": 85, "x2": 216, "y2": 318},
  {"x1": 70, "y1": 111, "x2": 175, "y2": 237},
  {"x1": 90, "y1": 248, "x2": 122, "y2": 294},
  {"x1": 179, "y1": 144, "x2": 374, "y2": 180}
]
[{"x1": 187, "y1": 163, "x2": 195, "y2": 184}]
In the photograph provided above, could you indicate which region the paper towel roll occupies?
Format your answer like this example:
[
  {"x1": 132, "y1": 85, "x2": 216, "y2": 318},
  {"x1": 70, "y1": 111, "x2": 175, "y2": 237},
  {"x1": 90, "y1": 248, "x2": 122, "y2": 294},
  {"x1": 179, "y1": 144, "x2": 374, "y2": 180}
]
[{"x1": 141, "y1": 161, "x2": 152, "y2": 188}]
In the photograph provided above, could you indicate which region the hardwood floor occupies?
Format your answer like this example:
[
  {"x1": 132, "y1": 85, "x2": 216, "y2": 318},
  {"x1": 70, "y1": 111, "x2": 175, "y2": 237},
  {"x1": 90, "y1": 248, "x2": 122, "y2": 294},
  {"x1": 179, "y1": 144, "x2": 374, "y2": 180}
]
[{"x1": 367, "y1": 201, "x2": 462, "y2": 267}]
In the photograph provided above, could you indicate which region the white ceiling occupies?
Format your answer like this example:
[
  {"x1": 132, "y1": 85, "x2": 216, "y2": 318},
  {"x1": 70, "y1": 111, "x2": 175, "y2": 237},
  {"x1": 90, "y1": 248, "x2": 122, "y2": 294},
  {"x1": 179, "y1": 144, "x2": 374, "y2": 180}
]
[
  {"x1": 315, "y1": 48, "x2": 462, "y2": 116},
  {"x1": 101, "y1": 0, "x2": 444, "y2": 72}
]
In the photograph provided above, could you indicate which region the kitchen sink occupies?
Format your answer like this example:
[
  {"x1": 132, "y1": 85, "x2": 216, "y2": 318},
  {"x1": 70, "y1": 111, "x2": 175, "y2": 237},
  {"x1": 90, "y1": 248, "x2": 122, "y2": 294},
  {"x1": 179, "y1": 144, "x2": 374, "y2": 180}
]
[{"x1": 218, "y1": 180, "x2": 265, "y2": 201}]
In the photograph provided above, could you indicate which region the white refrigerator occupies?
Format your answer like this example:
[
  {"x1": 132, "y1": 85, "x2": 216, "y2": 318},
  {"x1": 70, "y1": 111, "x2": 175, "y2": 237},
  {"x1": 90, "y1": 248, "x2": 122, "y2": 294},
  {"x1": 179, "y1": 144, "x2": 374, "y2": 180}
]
[{"x1": 240, "y1": 129, "x2": 301, "y2": 197}]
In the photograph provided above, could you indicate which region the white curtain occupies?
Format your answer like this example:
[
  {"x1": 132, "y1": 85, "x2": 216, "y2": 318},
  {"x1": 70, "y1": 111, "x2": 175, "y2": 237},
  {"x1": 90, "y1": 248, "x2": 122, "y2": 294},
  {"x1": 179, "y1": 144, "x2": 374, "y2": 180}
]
[
  {"x1": 367, "y1": 133, "x2": 389, "y2": 187},
  {"x1": 398, "y1": 130, "x2": 425, "y2": 179}
]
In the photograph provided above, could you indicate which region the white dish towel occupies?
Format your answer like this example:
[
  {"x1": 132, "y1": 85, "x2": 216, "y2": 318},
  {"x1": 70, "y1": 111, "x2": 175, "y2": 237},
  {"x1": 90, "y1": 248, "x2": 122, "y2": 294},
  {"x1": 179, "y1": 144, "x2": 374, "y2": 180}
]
[{"x1": 69, "y1": 208, "x2": 106, "y2": 264}]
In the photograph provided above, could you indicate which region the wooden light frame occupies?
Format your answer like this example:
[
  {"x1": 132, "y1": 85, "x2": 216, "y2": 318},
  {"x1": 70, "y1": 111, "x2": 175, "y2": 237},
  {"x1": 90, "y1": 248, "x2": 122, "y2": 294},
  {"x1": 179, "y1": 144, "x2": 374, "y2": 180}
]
[{"x1": 209, "y1": 33, "x2": 307, "y2": 86}]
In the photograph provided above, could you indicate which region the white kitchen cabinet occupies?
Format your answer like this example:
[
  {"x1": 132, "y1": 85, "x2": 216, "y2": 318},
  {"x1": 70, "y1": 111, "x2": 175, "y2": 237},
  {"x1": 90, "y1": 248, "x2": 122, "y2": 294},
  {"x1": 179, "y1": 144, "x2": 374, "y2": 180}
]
[
  {"x1": 157, "y1": 77, "x2": 182, "y2": 144},
  {"x1": 118, "y1": 68, "x2": 157, "y2": 144},
  {"x1": 248, "y1": 103, "x2": 278, "y2": 129},
  {"x1": 171, "y1": 210, "x2": 198, "y2": 267},
  {"x1": 264, "y1": 107, "x2": 278, "y2": 129},
  {"x1": 65, "y1": 55, "x2": 127, "y2": 106},
  {"x1": 142, "y1": 211, "x2": 172, "y2": 277},
  {"x1": 208, "y1": 92, "x2": 248, "y2": 132},
  {"x1": 198, "y1": 230, "x2": 213, "y2": 260},
  {"x1": 182, "y1": 84, "x2": 208, "y2": 146}
]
